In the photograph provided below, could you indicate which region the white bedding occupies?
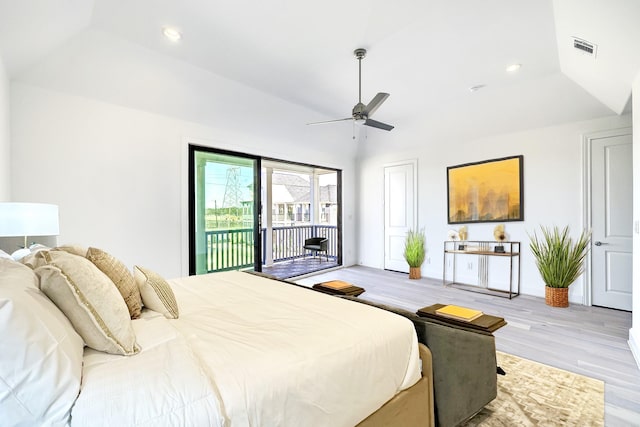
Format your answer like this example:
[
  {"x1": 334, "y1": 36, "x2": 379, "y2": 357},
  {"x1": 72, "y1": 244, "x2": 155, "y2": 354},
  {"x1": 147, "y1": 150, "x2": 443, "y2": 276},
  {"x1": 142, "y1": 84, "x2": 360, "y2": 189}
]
[{"x1": 71, "y1": 271, "x2": 421, "y2": 427}]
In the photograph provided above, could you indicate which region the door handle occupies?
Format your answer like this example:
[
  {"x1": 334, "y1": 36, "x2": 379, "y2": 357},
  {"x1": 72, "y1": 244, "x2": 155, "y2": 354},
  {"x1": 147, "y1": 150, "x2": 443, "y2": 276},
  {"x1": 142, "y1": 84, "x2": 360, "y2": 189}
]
[{"x1": 594, "y1": 241, "x2": 609, "y2": 246}]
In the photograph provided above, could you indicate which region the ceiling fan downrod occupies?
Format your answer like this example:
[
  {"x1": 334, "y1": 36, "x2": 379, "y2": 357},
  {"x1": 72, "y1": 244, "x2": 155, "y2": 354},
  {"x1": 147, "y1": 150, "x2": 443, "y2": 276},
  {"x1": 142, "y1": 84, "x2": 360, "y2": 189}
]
[{"x1": 354, "y1": 48, "x2": 366, "y2": 105}]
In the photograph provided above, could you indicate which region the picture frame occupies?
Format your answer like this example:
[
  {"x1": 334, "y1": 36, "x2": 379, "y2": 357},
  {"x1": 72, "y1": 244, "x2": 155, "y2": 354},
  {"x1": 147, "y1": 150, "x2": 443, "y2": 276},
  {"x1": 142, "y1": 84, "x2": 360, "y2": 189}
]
[{"x1": 447, "y1": 155, "x2": 524, "y2": 224}]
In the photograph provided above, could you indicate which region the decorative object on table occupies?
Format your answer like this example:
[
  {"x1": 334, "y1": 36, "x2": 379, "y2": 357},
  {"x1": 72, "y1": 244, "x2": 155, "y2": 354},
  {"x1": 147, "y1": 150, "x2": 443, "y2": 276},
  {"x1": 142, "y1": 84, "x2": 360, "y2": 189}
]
[
  {"x1": 447, "y1": 229, "x2": 459, "y2": 240},
  {"x1": 0, "y1": 202, "x2": 59, "y2": 260},
  {"x1": 458, "y1": 225, "x2": 468, "y2": 241},
  {"x1": 447, "y1": 155, "x2": 524, "y2": 224},
  {"x1": 529, "y1": 225, "x2": 591, "y2": 307},
  {"x1": 403, "y1": 228, "x2": 426, "y2": 279},
  {"x1": 493, "y1": 224, "x2": 506, "y2": 252}
]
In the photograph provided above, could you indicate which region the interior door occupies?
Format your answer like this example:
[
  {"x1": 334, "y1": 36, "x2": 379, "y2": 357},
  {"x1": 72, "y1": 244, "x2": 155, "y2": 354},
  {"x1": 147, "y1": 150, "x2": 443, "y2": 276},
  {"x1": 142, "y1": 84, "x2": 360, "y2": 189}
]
[
  {"x1": 591, "y1": 131, "x2": 632, "y2": 311},
  {"x1": 189, "y1": 146, "x2": 261, "y2": 275},
  {"x1": 384, "y1": 161, "x2": 417, "y2": 273}
]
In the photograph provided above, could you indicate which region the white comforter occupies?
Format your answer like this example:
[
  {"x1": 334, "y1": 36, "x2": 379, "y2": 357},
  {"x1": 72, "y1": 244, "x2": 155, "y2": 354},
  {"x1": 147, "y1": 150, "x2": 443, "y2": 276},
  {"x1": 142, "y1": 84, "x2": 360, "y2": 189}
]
[{"x1": 71, "y1": 271, "x2": 421, "y2": 427}]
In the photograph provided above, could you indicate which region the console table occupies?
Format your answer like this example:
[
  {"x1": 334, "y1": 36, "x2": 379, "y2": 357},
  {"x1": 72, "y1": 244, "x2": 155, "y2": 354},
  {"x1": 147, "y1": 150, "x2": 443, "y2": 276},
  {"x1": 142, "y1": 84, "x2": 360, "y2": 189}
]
[{"x1": 443, "y1": 240, "x2": 520, "y2": 299}]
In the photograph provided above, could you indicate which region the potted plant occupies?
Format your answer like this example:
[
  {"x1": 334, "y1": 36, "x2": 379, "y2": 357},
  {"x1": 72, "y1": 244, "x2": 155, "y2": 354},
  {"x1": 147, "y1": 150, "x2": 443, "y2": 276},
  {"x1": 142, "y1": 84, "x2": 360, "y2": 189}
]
[
  {"x1": 404, "y1": 228, "x2": 426, "y2": 279},
  {"x1": 529, "y1": 225, "x2": 591, "y2": 307}
]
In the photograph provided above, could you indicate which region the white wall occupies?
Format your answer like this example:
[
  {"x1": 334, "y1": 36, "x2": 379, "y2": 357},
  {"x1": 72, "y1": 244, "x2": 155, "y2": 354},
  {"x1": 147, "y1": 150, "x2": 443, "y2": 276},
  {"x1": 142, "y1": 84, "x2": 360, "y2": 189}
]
[
  {"x1": 357, "y1": 114, "x2": 631, "y2": 303},
  {"x1": 0, "y1": 55, "x2": 9, "y2": 200},
  {"x1": 10, "y1": 82, "x2": 357, "y2": 279},
  {"x1": 8, "y1": 29, "x2": 360, "y2": 278},
  {"x1": 630, "y1": 71, "x2": 640, "y2": 367}
]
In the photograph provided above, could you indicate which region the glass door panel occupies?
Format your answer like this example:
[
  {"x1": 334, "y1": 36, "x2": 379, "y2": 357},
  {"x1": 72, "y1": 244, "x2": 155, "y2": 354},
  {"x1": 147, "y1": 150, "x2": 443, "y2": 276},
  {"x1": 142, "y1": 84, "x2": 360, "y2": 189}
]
[{"x1": 189, "y1": 146, "x2": 260, "y2": 275}]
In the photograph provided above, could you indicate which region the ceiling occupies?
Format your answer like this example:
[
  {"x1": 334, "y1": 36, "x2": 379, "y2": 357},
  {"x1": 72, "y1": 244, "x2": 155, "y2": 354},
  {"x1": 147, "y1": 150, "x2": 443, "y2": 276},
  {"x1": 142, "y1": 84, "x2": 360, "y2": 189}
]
[{"x1": 1, "y1": 0, "x2": 638, "y2": 146}]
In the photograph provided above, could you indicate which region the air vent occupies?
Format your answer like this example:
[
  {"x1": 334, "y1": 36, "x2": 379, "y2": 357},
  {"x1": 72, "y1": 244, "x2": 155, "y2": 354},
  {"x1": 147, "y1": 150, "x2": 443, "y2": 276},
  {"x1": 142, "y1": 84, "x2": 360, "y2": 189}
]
[{"x1": 572, "y1": 37, "x2": 597, "y2": 57}]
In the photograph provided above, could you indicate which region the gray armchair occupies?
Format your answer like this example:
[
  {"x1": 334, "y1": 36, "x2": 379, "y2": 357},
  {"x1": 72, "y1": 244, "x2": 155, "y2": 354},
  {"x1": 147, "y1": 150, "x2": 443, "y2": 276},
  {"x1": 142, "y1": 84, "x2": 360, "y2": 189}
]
[{"x1": 303, "y1": 237, "x2": 329, "y2": 261}]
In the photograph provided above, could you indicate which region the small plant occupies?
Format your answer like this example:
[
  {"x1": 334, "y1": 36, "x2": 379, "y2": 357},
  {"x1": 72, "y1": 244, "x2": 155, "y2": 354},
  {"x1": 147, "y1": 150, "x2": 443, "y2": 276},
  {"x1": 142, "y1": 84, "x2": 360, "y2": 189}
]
[
  {"x1": 529, "y1": 225, "x2": 591, "y2": 288},
  {"x1": 404, "y1": 228, "x2": 426, "y2": 268}
]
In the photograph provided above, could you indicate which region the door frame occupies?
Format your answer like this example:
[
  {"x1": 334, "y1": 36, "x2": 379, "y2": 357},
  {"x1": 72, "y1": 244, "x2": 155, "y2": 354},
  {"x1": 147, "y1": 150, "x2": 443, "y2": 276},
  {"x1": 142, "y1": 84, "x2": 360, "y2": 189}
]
[
  {"x1": 188, "y1": 144, "x2": 262, "y2": 276},
  {"x1": 581, "y1": 126, "x2": 633, "y2": 306},
  {"x1": 383, "y1": 159, "x2": 418, "y2": 271}
]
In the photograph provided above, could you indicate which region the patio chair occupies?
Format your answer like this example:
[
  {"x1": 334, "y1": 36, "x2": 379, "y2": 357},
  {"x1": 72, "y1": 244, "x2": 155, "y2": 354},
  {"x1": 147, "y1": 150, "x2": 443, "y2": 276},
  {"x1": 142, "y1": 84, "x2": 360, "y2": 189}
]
[{"x1": 303, "y1": 237, "x2": 329, "y2": 261}]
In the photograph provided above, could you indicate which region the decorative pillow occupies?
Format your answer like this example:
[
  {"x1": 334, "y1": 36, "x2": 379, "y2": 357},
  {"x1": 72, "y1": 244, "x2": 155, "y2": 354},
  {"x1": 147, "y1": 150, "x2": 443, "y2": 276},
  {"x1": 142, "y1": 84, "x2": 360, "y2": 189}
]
[
  {"x1": 20, "y1": 248, "x2": 49, "y2": 269},
  {"x1": 134, "y1": 266, "x2": 179, "y2": 319},
  {"x1": 0, "y1": 249, "x2": 12, "y2": 260},
  {"x1": 35, "y1": 251, "x2": 140, "y2": 355},
  {"x1": 0, "y1": 258, "x2": 84, "y2": 426},
  {"x1": 53, "y1": 244, "x2": 88, "y2": 257},
  {"x1": 86, "y1": 247, "x2": 142, "y2": 319},
  {"x1": 22, "y1": 245, "x2": 87, "y2": 269},
  {"x1": 28, "y1": 243, "x2": 50, "y2": 253}
]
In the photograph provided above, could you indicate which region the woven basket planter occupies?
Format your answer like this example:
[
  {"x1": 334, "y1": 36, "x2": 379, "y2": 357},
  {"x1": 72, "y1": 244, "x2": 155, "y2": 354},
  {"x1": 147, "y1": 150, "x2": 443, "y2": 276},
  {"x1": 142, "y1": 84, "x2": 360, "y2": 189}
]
[
  {"x1": 545, "y1": 286, "x2": 569, "y2": 307},
  {"x1": 409, "y1": 267, "x2": 421, "y2": 280}
]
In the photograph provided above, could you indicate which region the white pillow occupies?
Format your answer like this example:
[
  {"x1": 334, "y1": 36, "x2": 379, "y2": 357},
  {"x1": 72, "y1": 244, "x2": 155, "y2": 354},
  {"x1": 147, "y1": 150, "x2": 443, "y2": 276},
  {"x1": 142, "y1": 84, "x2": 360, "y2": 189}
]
[
  {"x1": 35, "y1": 251, "x2": 140, "y2": 355},
  {"x1": 134, "y1": 265, "x2": 179, "y2": 319},
  {"x1": 0, "y1": 249, "x2": 12, "y2": 260},
  {"x1": 0, "y1": 258, "x2": 84, "y2": 426}
]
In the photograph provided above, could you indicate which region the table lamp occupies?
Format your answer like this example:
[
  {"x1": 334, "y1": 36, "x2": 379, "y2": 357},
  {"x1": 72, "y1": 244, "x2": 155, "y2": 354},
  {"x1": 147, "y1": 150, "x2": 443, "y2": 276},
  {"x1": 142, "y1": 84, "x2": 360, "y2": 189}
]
[{"x1": 0, "y1": 202, "x2": 60, "y2": 259}]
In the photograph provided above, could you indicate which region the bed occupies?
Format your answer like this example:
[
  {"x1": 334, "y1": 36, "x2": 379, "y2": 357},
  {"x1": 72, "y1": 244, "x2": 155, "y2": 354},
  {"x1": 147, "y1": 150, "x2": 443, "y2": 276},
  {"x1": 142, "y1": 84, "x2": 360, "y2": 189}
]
[{"x1": 0, "y1": 248, "x2": 434, "y2": 426}]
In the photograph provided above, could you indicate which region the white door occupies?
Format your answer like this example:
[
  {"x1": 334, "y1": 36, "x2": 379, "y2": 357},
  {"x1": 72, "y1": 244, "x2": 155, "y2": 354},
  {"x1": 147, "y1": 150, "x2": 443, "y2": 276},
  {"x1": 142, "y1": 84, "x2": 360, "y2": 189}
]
[
  {"x1": 384, "y1": 161, "x2": 417, "y2": 273},
  {"x1": 590, "y1": 131, "x2": 633, "y2": 311}
]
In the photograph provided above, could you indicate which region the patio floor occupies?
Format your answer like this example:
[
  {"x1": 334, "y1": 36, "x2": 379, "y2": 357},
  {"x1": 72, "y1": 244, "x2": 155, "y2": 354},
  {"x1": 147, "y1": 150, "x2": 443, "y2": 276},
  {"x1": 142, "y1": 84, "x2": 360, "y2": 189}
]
[{"x1": 261, "y1": 256, "x2": 339, "y2": 279}]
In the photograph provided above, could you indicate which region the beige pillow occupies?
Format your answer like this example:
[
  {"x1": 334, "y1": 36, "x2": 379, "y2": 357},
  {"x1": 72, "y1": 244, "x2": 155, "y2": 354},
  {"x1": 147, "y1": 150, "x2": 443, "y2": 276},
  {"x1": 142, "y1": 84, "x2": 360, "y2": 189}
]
[
  {"x1": 134, "y1": 266, "x2": 179, "y2": 319},
  {"x1": 86, "y1": 247, "x2": 142, "y2": 319},
  {"x1": 35, "y1": 251, "x2": 140, "y2": 355},
  {"x1": 54, "y1": 244, "x2": 88, "y2": 257}
]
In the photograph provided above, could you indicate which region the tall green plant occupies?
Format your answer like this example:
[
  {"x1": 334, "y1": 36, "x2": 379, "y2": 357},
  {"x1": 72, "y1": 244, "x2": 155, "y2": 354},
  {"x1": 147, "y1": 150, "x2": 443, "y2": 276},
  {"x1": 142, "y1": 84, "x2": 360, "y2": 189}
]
[
  {"x1": 529, "y1": 226, "x2": 591, "y2": 288},
  {"x1": 403, "y1": 228, "x2": 426, "y2": 268}
]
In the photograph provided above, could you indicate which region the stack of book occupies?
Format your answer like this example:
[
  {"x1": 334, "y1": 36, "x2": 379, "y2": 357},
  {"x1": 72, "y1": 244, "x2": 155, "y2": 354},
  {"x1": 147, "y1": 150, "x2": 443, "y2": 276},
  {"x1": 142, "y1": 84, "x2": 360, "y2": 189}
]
[
  {"x1": 435, "y1": 304, "x2": 483, "y2": 322},
  {"x1": 319, "y1": 280, "x2": 352, "y2": 290}
]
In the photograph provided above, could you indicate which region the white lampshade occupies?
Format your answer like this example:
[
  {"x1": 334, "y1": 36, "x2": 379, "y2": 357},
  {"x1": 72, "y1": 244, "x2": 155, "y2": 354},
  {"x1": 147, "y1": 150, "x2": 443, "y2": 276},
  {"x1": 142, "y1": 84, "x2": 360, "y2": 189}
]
[{"x1": 0, "y1": 203, "x2": 60, "y2": 237}]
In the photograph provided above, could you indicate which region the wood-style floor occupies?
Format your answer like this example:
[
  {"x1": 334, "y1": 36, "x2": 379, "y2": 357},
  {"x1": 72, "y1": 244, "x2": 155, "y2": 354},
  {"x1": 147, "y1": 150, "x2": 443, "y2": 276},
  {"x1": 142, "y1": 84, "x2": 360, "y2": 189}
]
[{"x1": 295, "y1": 266, "x2": 640, "y2": 427}]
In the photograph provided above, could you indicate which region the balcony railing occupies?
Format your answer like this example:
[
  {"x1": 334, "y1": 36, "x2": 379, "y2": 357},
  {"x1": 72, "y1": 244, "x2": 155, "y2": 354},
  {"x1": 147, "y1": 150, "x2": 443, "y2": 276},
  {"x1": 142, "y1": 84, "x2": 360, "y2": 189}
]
[
  {"x1": 204, "y1": 225, "x2": 338, "y2": 272},
  {"x1": 267, "y1": 225, "x2": 338, "y2": 263}
]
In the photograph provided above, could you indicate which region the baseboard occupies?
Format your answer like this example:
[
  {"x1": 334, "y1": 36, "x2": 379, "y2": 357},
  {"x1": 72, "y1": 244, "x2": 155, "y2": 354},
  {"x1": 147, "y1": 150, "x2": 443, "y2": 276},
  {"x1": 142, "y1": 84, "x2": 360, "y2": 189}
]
[{"x1": 628, "y1": 327, "x2": 640, "y2": 369}]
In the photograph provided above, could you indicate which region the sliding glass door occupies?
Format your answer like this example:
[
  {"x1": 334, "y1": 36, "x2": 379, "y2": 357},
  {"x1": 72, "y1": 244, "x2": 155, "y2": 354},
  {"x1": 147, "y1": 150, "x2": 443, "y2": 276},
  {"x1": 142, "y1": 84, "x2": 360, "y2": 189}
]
[
  {"x1": 189, "y1": 144, "x2": 343, "y2": 279},
  {"x1": 189, "y1": 145, "x2": 261, "y2": 275}
]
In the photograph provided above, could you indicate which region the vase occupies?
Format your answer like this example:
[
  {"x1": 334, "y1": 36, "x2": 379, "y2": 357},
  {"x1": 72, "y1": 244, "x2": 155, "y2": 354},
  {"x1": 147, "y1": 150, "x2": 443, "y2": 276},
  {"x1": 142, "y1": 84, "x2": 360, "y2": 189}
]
[
  {"x1": 545, "y1": 286, "x2": 569, "y2": 307},
  {"x1": 409, "y1": 266, "x2": 421, "y2": 279}
]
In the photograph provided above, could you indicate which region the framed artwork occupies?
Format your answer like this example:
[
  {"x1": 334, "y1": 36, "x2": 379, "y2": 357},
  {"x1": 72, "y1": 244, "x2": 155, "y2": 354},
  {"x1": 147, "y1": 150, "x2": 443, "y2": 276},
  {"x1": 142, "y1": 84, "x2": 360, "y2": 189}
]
[{"x1": 447, "y1": 155, "x2": 523, "y2": 224}]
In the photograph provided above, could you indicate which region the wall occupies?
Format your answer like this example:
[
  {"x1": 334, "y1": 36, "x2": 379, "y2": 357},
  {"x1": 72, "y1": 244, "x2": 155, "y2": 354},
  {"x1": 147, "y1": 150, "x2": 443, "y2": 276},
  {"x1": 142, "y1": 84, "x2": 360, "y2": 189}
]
[
  {"x1": 9, "y1": 83, "x2": 357, "y2": 279},
  {"x1": 357, "y1": 114, "x2": 631, "y2": 303},
  {"x1": 8, "y1": 29, "x2": 360, "y2": 278},
  {"x1": 0, "y1": 55, "x2": 9, "y2": 200},
  {"x1": 630, "y1": 71, "x2": 640, "y2": 367}
]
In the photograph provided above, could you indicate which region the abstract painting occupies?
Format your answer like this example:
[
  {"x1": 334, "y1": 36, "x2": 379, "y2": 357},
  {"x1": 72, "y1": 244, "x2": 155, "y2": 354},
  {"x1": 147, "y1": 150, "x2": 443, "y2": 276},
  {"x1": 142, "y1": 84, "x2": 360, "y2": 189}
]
[{"x1": 447, "y1": 155, "x2": 523, "y2": 224}]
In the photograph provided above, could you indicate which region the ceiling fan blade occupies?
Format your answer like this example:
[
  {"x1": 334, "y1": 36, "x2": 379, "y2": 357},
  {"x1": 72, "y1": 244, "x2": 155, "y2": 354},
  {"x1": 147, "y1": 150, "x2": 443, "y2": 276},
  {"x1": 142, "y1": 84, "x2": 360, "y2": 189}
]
[
  {"x1": 364, "y1": 118, "x2": 394, "y2": 131},
  {"x1": 363, "y1": 93, "x2": 390, "y2": 116},
  {"x1": 306, "y1": 117, "x2": 352, "y2": 126}
]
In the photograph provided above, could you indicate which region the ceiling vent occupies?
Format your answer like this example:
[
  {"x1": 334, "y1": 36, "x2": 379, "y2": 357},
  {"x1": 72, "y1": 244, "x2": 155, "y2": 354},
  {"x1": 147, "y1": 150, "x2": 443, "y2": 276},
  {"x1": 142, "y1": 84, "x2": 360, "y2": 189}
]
[{"x1": 572, "y1": 37, "x2": 597, "y2": 57}]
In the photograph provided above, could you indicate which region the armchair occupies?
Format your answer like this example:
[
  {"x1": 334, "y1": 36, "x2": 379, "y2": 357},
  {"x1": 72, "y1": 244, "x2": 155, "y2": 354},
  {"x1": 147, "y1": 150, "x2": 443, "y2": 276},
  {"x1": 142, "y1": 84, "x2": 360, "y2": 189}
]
[{"x1": 303, "y1": 237, "x2": 329, "y2": 261}]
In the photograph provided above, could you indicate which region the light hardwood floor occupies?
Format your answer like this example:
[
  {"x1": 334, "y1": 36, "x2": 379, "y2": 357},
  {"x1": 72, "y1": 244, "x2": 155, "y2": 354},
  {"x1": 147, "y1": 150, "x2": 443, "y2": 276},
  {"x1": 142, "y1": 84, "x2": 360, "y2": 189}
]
[{"x1": 295, "y1": 266, "x2": 640, "y2": 427}]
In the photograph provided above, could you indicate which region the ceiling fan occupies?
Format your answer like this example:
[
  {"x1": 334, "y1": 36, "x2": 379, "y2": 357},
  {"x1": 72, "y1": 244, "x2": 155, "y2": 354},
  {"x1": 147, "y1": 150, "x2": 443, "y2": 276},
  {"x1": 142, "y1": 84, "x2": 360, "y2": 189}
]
[{"x1": 307, "y1": 48, "x2": 394, "y2": 131}]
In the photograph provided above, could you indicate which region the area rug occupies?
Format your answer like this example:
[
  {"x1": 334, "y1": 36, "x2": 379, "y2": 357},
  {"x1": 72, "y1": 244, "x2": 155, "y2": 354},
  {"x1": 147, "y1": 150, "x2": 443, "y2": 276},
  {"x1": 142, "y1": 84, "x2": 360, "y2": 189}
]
[{"x1": 461, "y1": 351, "x2": 604, "y2": 426}]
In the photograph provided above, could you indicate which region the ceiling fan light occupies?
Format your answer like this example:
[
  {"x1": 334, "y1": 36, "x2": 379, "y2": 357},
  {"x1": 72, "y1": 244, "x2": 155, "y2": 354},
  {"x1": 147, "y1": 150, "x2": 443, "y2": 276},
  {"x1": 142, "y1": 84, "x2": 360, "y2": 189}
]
[{"x1": 354, "y1": 117, "x2": 366, "y2": 124}]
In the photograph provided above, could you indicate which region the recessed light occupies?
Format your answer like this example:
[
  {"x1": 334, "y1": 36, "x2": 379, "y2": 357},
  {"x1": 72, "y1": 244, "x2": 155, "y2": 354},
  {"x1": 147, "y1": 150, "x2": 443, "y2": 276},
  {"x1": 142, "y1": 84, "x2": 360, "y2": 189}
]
[
  {"x1": 469, "y1": 84, "x2": 486, "y2": 92},
  {"x1": 163, "y1": 27, "x2": 182, "y2": 42},
  {"x1": 506, "y1": 63, "x2": 521, "y2": 72}
]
